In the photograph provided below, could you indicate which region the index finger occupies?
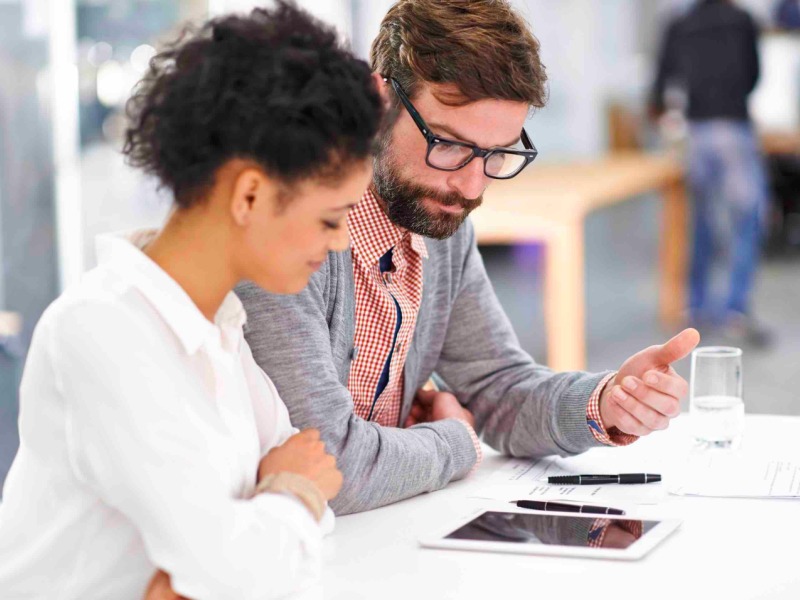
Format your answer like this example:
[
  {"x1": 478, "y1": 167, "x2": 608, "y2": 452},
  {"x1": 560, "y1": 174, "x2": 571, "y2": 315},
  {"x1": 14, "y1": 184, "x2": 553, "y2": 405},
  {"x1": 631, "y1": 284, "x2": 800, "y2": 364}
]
[
  {"x1": 654, "y1": 328, "x2": 700, "y2": 365},
  {"x1": 642, "y1": 370, "x2": 689, "y2": 402}
]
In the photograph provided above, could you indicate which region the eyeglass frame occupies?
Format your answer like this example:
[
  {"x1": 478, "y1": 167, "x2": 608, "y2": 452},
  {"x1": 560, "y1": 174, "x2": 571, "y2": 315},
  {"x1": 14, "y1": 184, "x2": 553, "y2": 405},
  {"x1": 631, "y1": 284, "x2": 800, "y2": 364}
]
[{"x1": 384, "y1": 77, "x2": 538, "y2": 179}]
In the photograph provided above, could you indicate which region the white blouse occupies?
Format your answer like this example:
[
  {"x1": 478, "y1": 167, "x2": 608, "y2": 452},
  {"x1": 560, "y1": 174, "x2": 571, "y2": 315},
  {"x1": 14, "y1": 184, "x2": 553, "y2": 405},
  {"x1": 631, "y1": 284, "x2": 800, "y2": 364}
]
[{"x1": 0, "y1": 232, "x2": 331, "y2": 600}]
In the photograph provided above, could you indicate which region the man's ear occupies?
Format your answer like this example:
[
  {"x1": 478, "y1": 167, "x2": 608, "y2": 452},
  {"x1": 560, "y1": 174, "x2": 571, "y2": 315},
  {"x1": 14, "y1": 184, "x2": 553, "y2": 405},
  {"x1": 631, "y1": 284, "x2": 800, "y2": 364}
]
[
  {"x1": 371, "y1": 72, "x2": 392, "y2": 111},
  {"x1": 230, "y1": 168, "x2": 274, "y2": 226}
]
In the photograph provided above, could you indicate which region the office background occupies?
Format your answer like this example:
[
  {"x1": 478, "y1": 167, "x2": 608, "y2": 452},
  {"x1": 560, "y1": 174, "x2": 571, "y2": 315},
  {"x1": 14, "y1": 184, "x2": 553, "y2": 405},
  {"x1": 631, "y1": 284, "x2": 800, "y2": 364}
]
[{"x1": 1, "y1": 0, "x2": 798, "y2": 495}]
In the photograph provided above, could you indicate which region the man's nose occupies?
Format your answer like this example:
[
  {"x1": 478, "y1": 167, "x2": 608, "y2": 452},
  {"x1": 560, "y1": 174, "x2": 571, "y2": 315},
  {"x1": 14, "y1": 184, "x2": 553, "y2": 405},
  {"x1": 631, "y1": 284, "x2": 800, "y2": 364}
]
[{"x1": 447, "y1": 157, "x2": 489, "y2": 201}]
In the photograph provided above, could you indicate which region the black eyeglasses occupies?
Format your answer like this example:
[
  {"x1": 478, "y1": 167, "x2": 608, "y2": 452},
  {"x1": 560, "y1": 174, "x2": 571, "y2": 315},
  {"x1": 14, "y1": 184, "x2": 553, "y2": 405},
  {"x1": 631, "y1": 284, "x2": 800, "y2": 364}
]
[{"x1": 385, "y1": 77, "x2": 538, "y2": 180}]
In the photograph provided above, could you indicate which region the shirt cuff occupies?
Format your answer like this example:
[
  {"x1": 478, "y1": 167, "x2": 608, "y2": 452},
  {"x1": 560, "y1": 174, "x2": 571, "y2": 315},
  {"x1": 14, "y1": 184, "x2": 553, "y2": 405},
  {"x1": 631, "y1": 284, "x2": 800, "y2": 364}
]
[
  {"x1": 454, "y1": 418, "x2": 483, "y2": 475},
  {"x1": 586, "y1": 373, "x2": 639, "y2": 447},
  {"x1": 255, "y1": 472, "x2": 326, "y2": 522}
]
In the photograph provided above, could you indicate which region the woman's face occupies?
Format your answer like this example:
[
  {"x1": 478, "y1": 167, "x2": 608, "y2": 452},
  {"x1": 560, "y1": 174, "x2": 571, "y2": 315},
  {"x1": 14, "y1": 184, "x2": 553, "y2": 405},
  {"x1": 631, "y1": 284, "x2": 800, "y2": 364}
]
[{"x1": 239, "y1": 159, "x2": 373, "y2": 295}]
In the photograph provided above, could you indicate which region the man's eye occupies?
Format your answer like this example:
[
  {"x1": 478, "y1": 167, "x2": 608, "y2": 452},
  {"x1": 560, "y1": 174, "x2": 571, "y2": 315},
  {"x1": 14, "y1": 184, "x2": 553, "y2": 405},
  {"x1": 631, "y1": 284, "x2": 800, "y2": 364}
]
[{"x1": 438, "y1": 143, "x2": 461, "y2": 154}]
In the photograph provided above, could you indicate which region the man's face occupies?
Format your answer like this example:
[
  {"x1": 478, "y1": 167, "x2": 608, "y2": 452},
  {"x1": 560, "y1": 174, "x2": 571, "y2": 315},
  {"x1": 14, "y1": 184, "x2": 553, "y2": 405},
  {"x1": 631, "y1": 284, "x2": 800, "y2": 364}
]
[{"x1": 373, "y1": 81, "x2": 529, "y2": 239}]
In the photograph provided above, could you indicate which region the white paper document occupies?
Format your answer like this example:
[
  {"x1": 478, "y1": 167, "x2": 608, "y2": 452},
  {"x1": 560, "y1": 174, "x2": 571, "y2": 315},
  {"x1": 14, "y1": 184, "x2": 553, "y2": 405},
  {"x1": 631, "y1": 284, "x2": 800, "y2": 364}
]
[
  {"x1": 471, "y1": 456, "x2": 668, "y2": 505},
  {"x1": 671, "y1": 455, "x2": 800, "y2": 498}
]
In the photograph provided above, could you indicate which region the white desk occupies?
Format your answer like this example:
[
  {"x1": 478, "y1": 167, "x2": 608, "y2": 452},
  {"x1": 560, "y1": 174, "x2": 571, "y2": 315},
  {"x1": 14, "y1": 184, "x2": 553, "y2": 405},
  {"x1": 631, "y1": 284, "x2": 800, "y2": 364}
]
[{"x1": 323, "y1": 415, "x2": 799, "y2": 599}]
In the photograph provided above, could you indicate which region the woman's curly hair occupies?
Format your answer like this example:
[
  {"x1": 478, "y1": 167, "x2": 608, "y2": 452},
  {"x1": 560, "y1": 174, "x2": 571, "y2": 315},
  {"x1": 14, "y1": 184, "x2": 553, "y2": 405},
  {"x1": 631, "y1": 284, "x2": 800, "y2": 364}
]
[{"x1": 124, "y1": 1, "x2": 383, "y2": 208}]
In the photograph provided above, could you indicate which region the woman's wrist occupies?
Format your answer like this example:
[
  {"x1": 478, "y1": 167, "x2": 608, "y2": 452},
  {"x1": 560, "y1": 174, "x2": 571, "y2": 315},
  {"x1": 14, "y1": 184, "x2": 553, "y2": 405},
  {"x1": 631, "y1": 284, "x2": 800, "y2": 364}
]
[{"x1": 255, "y1": 472, "x2": 326, "y2": 522}]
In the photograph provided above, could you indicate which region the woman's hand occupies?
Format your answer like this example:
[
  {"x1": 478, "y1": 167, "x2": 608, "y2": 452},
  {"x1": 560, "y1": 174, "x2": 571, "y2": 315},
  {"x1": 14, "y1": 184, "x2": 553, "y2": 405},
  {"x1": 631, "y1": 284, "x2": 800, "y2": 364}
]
[
  {"x1": 257, "y1": 428, "x2": 343, "y2": 500},
  {"x1": 143, "y1": 570, "x2": 189, "y2": 600}
]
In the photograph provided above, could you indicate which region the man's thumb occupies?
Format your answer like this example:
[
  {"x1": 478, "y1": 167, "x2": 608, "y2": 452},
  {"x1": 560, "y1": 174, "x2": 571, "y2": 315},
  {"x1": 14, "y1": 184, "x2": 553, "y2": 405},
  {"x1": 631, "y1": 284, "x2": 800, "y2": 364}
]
[{"x1": 652, "y1": 328, "x2": 700, "y2": 365}]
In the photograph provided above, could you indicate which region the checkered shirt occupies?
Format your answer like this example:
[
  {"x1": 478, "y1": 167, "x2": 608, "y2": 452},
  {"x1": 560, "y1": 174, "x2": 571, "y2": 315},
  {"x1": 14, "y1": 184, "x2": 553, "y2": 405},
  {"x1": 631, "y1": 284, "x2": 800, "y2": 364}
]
[
  {"x1": 587, "y1": 373, "x2": 639, "y2": 446},
  {"x1": 347, "y1": 189, "x2": 428, "y2": 426},
  {"x1": 347, "y1": 190, "x2": 484, "y2": 466},
  {"x1": 348, "y1": 190, "x2": 629, "y2": 474}
]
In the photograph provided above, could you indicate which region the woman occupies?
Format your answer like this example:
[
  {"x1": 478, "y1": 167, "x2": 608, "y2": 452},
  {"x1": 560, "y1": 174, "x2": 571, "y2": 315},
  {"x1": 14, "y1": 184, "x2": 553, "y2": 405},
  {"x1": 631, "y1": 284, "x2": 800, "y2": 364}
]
[{"x1": 0, "y1": 3, "x2": 382, "y2": 599}]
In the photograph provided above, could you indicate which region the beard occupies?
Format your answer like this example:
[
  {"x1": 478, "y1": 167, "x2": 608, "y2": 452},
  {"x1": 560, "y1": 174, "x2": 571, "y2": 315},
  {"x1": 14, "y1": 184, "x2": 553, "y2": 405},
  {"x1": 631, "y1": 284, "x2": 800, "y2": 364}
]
[{"x1": 371, "y1": 144, "x2": 483, "y2": 240}]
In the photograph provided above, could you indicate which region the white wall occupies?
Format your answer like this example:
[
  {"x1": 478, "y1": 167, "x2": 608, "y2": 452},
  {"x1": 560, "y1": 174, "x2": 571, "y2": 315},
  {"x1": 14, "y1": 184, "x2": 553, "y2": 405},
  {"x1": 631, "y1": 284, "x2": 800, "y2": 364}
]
[
  {"x1": 516, "y1": 0, "x2": 648, "y2": 159},
  {"x1": 750, "y1": 33, "x2": 800, "y2": 130},
  {"x1": 211, "y1": 0, "x2": 352, "y2": 40},
  {"x1": 351, "y1": 0, "x2": 394, "y2": 58}
]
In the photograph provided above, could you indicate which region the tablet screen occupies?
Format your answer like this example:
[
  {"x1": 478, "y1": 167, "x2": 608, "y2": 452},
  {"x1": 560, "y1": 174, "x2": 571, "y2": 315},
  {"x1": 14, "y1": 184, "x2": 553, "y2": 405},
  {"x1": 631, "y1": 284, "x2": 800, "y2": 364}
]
[{"x1": 445, "y1": 511, "x2": 660, "y2": 550}]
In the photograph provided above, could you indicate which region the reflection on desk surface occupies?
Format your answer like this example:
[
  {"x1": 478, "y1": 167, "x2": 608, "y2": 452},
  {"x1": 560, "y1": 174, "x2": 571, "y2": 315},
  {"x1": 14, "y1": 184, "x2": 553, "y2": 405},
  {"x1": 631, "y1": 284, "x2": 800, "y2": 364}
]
[{"x1": 446, "y1": 511, "x2": 658, "y2": 550}]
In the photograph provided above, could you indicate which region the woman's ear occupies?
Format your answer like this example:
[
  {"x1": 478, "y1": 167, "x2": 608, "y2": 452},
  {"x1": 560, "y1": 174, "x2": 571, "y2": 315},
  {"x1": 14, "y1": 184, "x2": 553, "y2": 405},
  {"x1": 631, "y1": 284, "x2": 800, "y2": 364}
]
[{"x1": 230, "y1": 168, "x2": 276, "y2": 227}]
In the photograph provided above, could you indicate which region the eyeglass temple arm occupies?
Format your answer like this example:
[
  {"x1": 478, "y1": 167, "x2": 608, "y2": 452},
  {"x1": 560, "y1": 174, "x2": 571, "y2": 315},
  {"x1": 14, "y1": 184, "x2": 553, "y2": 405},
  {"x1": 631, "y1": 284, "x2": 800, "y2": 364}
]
[
  {"x1": 384, "y1": 77, "x2": 433, "y2": 138},
  {"x1": 521, "y1": 127, "x2": 535, "y2": 152}
]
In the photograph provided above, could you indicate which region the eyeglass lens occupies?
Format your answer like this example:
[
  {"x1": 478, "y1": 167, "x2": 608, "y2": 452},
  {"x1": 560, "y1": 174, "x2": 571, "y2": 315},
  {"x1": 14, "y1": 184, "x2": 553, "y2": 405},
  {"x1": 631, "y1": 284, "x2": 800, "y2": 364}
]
[{"x1": 428, "y1": 141, "x2": 527, "y2": 178}]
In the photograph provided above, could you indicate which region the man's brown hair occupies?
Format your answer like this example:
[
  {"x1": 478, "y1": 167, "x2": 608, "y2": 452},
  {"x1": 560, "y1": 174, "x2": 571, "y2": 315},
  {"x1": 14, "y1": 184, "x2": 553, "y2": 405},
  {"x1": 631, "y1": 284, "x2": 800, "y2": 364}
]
[{"x1": 370, "y1": 0, "x2": 547, "y2": 109}]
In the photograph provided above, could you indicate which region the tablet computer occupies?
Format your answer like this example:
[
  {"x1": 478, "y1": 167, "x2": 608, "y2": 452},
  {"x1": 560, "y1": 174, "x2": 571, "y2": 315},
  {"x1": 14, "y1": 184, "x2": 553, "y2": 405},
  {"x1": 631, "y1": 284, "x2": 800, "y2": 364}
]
[{"x1": 419, "y1": 508, "x2": 681, "y2": 561}]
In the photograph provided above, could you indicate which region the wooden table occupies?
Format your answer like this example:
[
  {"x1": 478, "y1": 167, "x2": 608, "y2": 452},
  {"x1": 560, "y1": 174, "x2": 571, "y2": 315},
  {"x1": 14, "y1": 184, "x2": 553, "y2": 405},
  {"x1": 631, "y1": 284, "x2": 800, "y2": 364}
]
[{"x1": 472, "y1": 151, "x2": 686, "y2": 372}]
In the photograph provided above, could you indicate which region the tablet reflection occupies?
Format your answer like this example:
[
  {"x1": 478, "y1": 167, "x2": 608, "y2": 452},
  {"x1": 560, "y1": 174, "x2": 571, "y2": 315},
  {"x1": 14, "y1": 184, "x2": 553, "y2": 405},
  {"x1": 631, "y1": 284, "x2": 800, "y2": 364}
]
[{"x1": 445, "y1": 511, "x2": 652, "y2": 550}]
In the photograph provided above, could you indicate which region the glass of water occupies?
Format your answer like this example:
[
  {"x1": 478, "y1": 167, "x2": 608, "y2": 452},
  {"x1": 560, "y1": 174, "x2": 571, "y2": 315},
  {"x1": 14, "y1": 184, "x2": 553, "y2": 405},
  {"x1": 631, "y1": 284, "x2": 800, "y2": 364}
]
[{"x1": 690, "y1": 347, "x2": 744, "y2": 449}]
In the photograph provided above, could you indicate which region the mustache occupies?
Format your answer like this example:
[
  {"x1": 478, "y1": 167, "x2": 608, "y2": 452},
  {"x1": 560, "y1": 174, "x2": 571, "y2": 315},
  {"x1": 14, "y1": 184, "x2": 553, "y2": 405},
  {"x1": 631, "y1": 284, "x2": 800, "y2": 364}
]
[{"x1": 412, "y1": 183, "x2": 484, "y2": 212}]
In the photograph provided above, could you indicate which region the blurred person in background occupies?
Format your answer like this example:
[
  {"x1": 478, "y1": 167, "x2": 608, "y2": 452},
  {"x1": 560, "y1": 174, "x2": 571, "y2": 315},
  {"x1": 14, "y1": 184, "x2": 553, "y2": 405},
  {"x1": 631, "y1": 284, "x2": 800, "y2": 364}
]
[
  {"x1": 0, "y1": 3, "x2": 383, "y2": 599},
  {"x1": 238, "y1": 0, "x2": 701, "y2": 518},
  {"x1": 651, "y1": 0, "x2": 771, "y2": 346}
]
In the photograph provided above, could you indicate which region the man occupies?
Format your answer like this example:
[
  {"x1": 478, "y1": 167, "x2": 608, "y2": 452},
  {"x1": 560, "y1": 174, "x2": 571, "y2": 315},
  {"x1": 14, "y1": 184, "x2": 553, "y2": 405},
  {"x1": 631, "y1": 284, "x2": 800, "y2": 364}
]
[
  {"x1": 238, "y1": 0, "x2": 700, "y2": 515},
  {"x1": 651, "y1": 0, "x2": 769, "y2": 345}
]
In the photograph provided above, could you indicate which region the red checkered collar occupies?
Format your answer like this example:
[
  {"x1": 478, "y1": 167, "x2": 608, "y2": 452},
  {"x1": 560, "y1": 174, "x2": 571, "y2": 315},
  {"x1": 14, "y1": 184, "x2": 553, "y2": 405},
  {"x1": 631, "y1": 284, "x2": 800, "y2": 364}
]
[{"x1": 348, "y1": 188, "x2": 428, "y2": 266}]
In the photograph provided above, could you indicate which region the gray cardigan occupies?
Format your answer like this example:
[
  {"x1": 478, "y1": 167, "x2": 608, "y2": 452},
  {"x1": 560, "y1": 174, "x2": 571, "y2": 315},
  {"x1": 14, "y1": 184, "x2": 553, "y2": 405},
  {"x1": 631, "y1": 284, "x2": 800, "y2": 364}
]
[{"x1": 237, "y1": 218, "x2": 609, "y2": 515}]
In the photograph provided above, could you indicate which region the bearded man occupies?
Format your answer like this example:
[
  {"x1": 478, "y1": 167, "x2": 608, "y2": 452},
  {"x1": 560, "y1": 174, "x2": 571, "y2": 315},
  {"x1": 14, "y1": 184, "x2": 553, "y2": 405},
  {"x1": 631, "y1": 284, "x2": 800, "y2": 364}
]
[{"x1": 237, "y1": 0, "x2": 699, "y2": 515}]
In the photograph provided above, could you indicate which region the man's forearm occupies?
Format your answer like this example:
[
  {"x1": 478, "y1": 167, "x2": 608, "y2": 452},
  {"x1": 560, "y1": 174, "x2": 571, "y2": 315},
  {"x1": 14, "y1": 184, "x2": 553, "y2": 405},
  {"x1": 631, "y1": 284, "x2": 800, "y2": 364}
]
[
  {"x1": 305, "y1": 411, "x2": 478, "y2": 515},
  {"x1": 470, "y1": 368, "x2": 611, "y2": 458}
]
